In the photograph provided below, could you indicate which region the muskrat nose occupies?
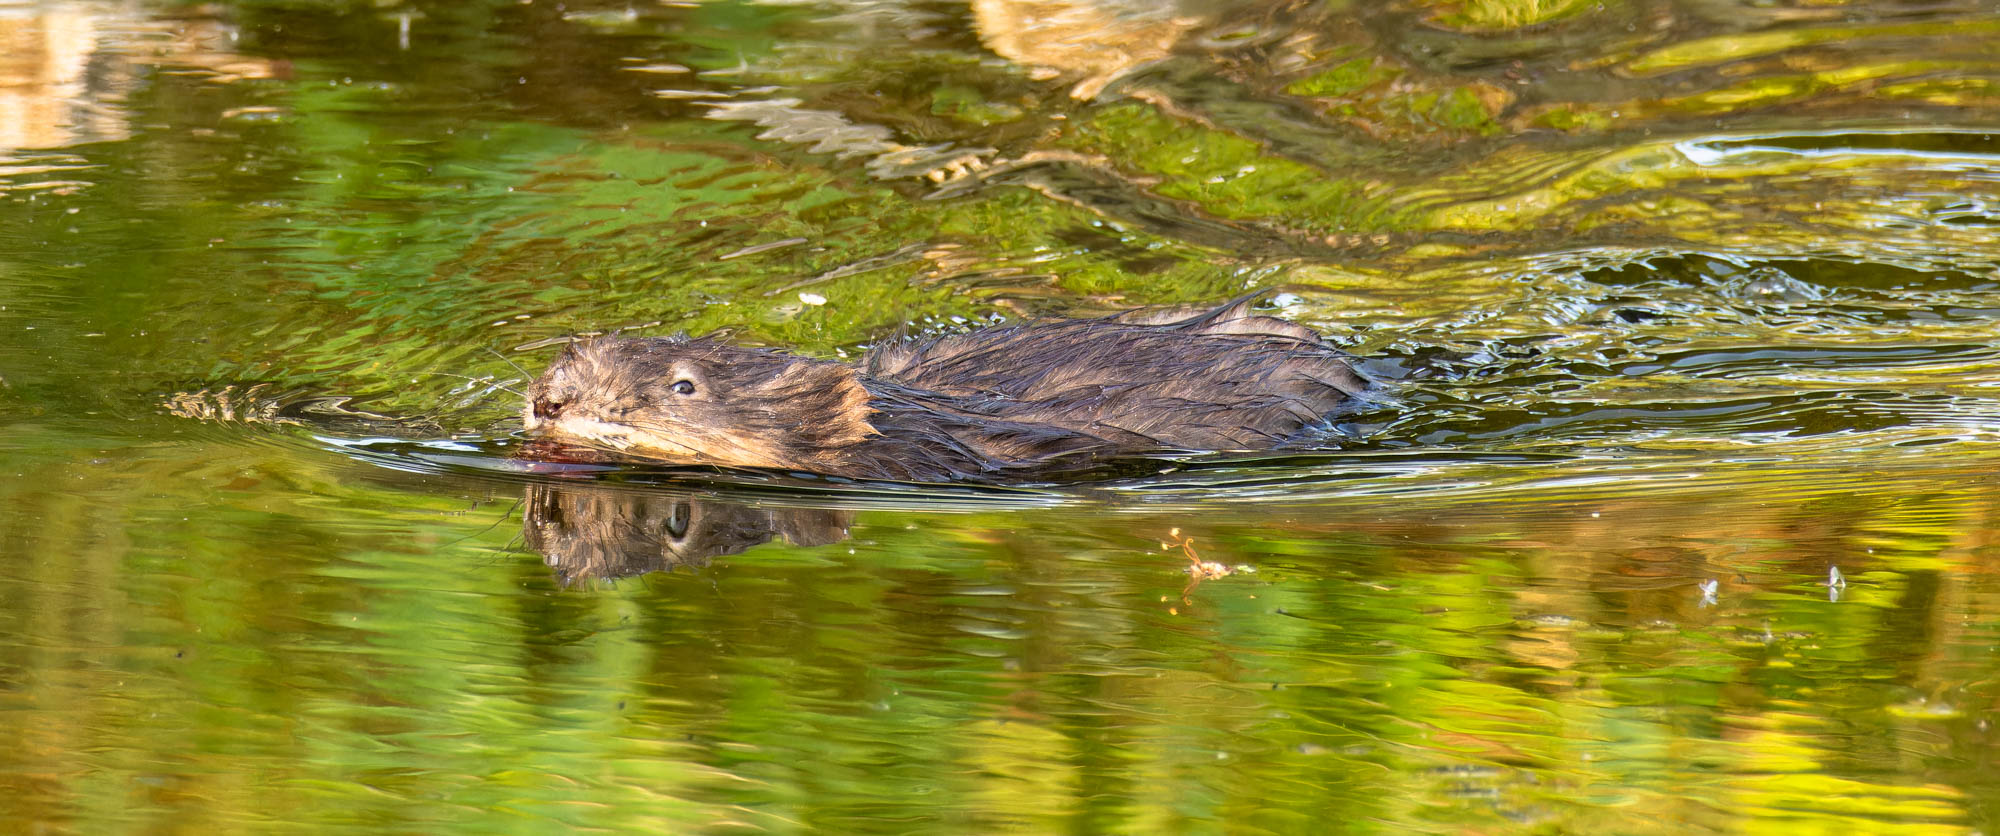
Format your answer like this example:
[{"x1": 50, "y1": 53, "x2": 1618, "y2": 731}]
[{"x1": 533, "y1": 399, "x2": 564, "y2": 420}]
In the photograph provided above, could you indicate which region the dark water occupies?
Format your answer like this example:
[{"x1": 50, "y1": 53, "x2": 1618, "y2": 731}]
[{"x1": 4, "y1": 0, "x2": 2000, "y2": 831}]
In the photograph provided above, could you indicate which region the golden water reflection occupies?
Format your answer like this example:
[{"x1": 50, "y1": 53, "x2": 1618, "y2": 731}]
[
  {"x1": 971, "y1": 0, "x2": 1199, "y2": 99},
  {"x1": 0, "y1": 5, "x2": 131, "y2": 152},
  {"x1": 0, "y1": 4, "x2": 278, "y2": 156}
]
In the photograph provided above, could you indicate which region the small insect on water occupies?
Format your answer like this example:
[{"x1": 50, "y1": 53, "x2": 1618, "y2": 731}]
[{"x1": 1160, "y1": 527, "x2": 1257, "y2": 613}]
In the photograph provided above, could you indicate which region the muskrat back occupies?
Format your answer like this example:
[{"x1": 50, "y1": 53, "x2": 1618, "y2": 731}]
[
  {"x1": 863, "y1": 295, "x2": 1366, "y2": 451},
  {"x1": 524, "y1": 296, "x2": 1368, "y2": 482}
]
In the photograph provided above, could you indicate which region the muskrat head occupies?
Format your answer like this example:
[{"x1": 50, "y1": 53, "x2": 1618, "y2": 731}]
[{"x1": 523, "y1": 336, "x2": 876, "y2": 470}]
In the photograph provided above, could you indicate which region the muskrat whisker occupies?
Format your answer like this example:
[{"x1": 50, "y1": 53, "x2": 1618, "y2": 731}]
[
  {"x1": 499, "y1": 529, "x2": 527, "y2": 556},
  {"x1": 484, "y1": 346, "x2": 533, "y2": 379},
  {"x1": 617, "y1": 421, "x2": 701, "y2": 444},
  {"x1": 421, "y1": 371, "x2": 525, "y2": 399},
  {"x1": 442, "y1": 494, "x2": 527, "y2": 554}
]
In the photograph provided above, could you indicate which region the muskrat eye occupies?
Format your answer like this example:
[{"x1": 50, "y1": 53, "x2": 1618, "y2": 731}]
[
  {"x1": 533, "y1": 399, "x2": 564, "y2": 420},
  {"x1": 665, "y1": 501, "x2": 691, "y2": 539},
  {"x1": 670, "y1": 380, "x2": 696, "y2": 396}
]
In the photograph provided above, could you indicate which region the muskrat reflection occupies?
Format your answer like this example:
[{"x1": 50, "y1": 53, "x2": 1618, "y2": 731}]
[{"x1": 523, "y1": 483, "x2": 851, "y2": 583}]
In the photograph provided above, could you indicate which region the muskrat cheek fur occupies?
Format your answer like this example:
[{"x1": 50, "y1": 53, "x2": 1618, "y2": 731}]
[{"x1": 523, "y1": 296, "x2": 1371, "y2": 482}]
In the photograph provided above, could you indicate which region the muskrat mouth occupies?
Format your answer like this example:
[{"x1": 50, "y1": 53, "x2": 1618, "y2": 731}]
[
  {"x1": 537, "y1": 412, "x2": 795, "y2": 470},
  {"x1": 546, "y1": 417, "x2": 701, "y2": 459}
]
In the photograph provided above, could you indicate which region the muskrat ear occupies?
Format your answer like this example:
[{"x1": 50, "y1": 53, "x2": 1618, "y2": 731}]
[{"x1": 769, "y1": 361, "x2": 876, "y2": 447}]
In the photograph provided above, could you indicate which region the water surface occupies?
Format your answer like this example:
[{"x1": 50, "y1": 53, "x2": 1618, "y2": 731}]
[{"x1": 3, "y1": 0, "x2": 2000, "y2": 831}]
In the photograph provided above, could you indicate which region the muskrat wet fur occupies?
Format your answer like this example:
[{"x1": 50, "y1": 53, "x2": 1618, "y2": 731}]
[{"x1": 523, "y1": 296, "x2": 1369, "y2": 482}]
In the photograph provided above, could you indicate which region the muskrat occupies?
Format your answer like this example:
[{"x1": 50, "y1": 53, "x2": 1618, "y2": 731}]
[{"x1": 522, "y1": 295, "x2": 1369, "y2": 482}]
